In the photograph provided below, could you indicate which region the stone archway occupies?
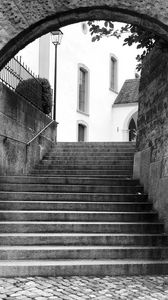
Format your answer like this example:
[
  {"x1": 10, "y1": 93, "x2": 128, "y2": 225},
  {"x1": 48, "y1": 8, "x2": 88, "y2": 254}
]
[{"x1": 0, "y1": 1, "x2": 168, "y2": 69}]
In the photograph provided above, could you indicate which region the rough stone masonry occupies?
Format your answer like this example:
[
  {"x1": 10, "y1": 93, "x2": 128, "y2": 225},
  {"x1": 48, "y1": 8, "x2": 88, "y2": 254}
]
[
  {"x1": 0, "y1": 0, "x2": 168, "y2": 69},
  {"x1": 135, "y1": 45, "x2": 168, "y2": 231}
]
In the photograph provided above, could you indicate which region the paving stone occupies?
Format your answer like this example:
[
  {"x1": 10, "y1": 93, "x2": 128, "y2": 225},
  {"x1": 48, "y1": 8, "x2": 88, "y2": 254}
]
[{"x1": 1, "y1": 276, "x2": 168, "y2": 299}]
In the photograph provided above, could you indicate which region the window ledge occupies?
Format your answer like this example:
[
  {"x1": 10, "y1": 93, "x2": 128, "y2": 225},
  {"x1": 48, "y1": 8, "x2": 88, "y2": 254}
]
[
  {"x1": 109, "y1": 87, "x2": 118, "y2": 94},
  {"x1": 77, "y1": 109, "x2": 89, "y2": 117}
]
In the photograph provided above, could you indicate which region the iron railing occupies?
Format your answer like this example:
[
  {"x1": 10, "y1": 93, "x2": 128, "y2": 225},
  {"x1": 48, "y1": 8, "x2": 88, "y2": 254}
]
[{"x1": 0, "y1": 56, "x2": 43, "y2": 110}]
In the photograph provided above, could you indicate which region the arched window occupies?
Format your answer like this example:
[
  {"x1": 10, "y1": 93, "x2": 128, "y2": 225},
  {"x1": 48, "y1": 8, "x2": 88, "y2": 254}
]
[
  {"x1": 77, "y1": 64, "x2": 89, "y2": 114},
  {"x1": 110, "y1": 55, "x2": 118, "y2": 92},
  {"x1": 129, "y1": 118, "x2": 137, "y2": 141}
]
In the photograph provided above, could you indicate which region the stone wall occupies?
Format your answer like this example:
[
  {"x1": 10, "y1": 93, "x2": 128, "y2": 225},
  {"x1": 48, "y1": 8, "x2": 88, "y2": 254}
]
[
  {"x1": 0, "y1": 83, "x2": 57, "y2": 175},
  {"x1": 135, "y1": 46, "x2": 168, "y2": 230},
  {"x1": 137, "y1": 47, "x2": 168, "y2": 160},
  {"x1": 0, "y1": 1, "x2": 168, "y2": 70}
]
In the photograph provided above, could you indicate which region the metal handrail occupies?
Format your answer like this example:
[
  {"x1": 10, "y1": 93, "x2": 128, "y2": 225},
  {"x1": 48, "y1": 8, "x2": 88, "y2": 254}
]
[
  {"x1": 0, "y1": 120, "x2": 57, "y2": 147},
  {"x1": 26, "y1": 120, "x2": 56, "y2": 146}
]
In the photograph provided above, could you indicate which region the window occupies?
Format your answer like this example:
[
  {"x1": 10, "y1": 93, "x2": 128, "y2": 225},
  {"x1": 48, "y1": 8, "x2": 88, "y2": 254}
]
[
  {"x1": 129, "y1": 118, "x2": 137, "y2": 142},
  {"x1": 78, "y1": 124, "x2": 86, "y2": 142},
  {"x1": 81, "y1": 22, "x2": 88, "y2": 34},
  {"x1": 79, "y1": 68, "x2": 86, "y2": 112},
  {"x1": 77, "y1": 121, "x2": 88, "y2": 142},
  {"x1": 77, "y1": 65, "x2": 89, "y2": 114},
  {"x1": 110, "y1": 55, "x2": 118, "y2": 92}
]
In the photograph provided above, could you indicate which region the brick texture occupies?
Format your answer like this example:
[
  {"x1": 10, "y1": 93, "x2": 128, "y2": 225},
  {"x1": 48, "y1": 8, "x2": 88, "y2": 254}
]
[{"x1": 137, "y1": 46, "x2": 168, "y2": 163}]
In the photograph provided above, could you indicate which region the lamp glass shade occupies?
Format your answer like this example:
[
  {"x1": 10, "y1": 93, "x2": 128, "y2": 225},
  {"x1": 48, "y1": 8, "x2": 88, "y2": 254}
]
[{"x1": 51, "y1": 30, "x2": 63, "y2": 45}]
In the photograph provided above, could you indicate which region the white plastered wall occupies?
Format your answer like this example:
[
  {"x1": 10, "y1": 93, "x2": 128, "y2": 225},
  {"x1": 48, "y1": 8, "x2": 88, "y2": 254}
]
[
  {"x1": 17, "y1": 39, "x2": 39, "y2": 76},
  {"x1": 111, "y1": 103, "x2": 138, "y2": 141},
  {"x1": 16, "y1": 22, "x2": 139, "y2": 142}
]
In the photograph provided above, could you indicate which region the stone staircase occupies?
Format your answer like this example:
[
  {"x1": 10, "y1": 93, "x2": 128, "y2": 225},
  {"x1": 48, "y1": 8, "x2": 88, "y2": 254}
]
[{"x1": 0, "y1": 142, "x2": 167, "y2": 276}]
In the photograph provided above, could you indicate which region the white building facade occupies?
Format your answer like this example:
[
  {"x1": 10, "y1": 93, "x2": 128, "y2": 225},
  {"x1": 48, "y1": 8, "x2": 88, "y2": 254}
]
[{"x1": 18, "y1": 22, "x2": 139, "y2": 142}]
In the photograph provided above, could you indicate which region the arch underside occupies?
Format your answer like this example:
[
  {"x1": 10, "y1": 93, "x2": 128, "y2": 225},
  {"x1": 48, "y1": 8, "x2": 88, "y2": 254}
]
[{"x1": 0, "y1": 1, "x2": 168, "y2": 69}]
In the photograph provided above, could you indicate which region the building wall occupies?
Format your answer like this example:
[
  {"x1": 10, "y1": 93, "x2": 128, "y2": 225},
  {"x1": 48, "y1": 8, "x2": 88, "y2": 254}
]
[
  {"x1": 18, "y1": 39, "x2": 39, "y2": 77},
  {"x1": 55, "y1": 24, "x2": 118, "y2": 142},
  {"x1": 112, "y1": 104, "x2": 138, "y2": 141}
]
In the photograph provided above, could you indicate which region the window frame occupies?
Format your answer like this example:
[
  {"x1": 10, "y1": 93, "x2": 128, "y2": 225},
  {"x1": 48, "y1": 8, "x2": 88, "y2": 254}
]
[
  {"x1": 109, "y1": 54, "x2": 118, "y2": 93},
  {"x1": 77, "y1": 120, "x2": 88, "y2": 142},
  {"x1": 81, "y1": 22, "x2": 88, "y2": 34},
  {"x1": 77, "y1": 64, "x2": 90, "y2": 115}
]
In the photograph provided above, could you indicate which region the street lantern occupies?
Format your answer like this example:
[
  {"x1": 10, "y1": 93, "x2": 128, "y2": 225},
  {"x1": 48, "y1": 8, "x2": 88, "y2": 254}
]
[
  {"x1": 51, "y1": 30, "x2": 63, "y2": 120},
  {"x1": 51, "y1": 30, "x2": 63, "y2": 45}
]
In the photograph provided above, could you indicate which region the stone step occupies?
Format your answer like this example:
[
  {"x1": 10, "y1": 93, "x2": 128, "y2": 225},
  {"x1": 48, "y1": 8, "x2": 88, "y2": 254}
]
[
  {"x1": 51, "y1": 152, "x2": 135, "y2": 158},
  {"x1": 0, "y1": 233, "x2": 167, "y2": 246},
  {"x1": 46, "y1": 154, "x2": 134, "y2": 159},
  {"x1": 0, "y1": 211, "x2": 158, "y2": 222},
  {"x1": 53, "y1": 143, "x2": 135, "y2": 149},
  {"x1": 54, "y1": 142, "x2": 135, "y2": 146},
  {"x1": 53, "y1": 143, "x2": 135, "y2": 150},
  {"x1": 0, "y1": 246, "x2": 167, "y2": 260},
  {"x1": 46, "y1": 152, "x2": 135, "y2": 157},
  {"x1": 0, "y1": 222, "x2": 163, "y2": 233},
  {"x1": 52, "y1": 147, "x2": 135, "y2": 152},
  {"x1": 41, "y1": 160, "x2": 133, "y2": 166},
  {"x1": 0, "y1": 184, "x2": 143, "y2": 194},
  {"x1": 0, "y1": 259, "x2": 167, "y2": 277},
  {"x1": 0, "y1": 192, "x2": 147, "y2": 202},
  {"x1": 0, "y1": 201, "x2": 152, "y2": 211},
  {"x1": 31, "y1": 170, "x2": 132, "y2": 176},
  {"x1": 35, "y1": 164, "x2": 133, "y2": 170},
  {"x1": 43, "y1": 154, "x2": 134, "y2": 160},
  {"x1": 45, "y1": 155, "x2": 134, "y2": 161},
  {"x1": 31, "y1": 174, "x2": 133, "y2": 178},
  {"x1": 0, "y1": 176, "x2": 140, "y2": 186}
]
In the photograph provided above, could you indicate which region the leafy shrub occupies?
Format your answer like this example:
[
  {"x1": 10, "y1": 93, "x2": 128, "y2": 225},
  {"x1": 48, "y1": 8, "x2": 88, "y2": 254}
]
[
  {"x1": 38, "y1": 78, "x2": 52, "y2": 114},
  {"x1": 16, "y1": 78, "x2": 42, "y2": 109},
  {"x1": 16, "y1": 77, "x2": 52, "y2": 115}
]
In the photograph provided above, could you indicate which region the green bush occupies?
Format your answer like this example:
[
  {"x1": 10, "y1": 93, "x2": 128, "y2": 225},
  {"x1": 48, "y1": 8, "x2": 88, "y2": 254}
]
[
  {"x1": 38, "y1": 78, "x2": 52, "y2": 114},
  {"x1": 16, "y1": 77, "x2": 52, "y2": 115}
]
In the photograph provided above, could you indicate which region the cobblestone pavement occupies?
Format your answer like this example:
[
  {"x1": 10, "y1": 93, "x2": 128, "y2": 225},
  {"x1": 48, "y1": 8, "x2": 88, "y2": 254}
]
[{"x1": 0, "y1": 276, "x2": 168, "y2": 299}]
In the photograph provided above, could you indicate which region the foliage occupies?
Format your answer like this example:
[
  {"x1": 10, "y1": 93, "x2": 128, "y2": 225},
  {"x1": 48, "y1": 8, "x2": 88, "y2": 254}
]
[
  {"x1": 38, "y1": 78, "x2": 52, "y2": 115},
  {"x1": 16, "y1": 77, "x2": 52, "y2": 114},
  {"x1": 88, "y1": 21, "x2": 162, "y2": 71}
]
